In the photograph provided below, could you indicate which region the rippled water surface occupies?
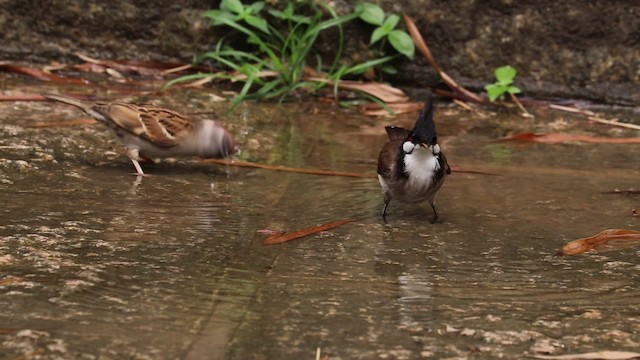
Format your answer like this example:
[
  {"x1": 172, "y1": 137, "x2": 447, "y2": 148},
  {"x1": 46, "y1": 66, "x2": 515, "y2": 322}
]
[{"x1": 1, "y1": 82, "x2": 639, "y2": 359}]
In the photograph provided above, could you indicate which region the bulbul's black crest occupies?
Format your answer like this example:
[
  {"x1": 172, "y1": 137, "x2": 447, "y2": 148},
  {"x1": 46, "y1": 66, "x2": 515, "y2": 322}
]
[{"x1": 410, "y1": 99, "x2": 438, "y2": 146}]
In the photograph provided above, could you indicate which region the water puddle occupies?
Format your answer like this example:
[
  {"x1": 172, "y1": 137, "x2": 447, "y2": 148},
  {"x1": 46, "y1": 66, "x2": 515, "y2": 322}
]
[{"x1": 1, "y1": 80, "x2": 639, "y2": 359}]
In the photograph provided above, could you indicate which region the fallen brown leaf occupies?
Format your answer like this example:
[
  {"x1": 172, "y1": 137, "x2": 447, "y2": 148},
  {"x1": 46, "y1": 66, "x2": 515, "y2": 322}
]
[
  {"x1": 263, "y1": 218, "x2": 355, "y2": 245},
  {"x1": 557, "y1": 229, "x2": 640, "y2": 256},
  {"x1": 307, "y1": 77, "x2": 409, "y2": 103},
  {"x1": 501, "y1": 133, "x2": 640, "y2": 144}
]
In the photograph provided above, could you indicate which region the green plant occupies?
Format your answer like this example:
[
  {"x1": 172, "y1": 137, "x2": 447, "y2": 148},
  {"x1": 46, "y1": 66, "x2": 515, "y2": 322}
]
[
  {"x1": 164, "y1": 1, "x2": 413, "y2": 107},
  {"x1": 355, "y1": 3, "x2": 414, "y2": 59},
  {"x1": 484, "y1": 65, "x2": 521, "y2": 102}
]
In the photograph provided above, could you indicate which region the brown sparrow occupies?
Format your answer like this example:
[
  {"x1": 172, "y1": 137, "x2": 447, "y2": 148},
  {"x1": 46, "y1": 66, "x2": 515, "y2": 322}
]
[
  {"x1": 377, "y1": 97, "x2": 451, "y2": 223},
  {"x1": 43, "y1": 94, "x2": 234, "y2": 175}
]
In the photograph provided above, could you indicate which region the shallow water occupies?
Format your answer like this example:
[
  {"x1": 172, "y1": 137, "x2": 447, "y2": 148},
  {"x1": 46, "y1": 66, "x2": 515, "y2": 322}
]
[{"x1": 1, "y1": 82, "x2": 639, "y2": 359}]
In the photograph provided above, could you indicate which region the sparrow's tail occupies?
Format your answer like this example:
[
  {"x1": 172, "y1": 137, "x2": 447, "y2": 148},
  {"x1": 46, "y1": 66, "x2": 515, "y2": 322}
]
[{"x1": 41, "y1": 93, "x2": 92, "y2": 111}]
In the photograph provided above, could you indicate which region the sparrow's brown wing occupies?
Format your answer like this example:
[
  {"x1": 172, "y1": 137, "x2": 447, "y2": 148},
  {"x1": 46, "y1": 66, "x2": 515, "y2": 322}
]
[{"x1": 94, "y1": 103, "x2": 194, "y2": 148}]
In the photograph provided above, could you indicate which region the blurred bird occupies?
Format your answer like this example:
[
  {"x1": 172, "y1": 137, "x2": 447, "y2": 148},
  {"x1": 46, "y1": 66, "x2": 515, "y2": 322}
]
[
  {"x1": 377, "y1": 97, "x2": 451, "y2": 223},
  {"x1": 43, "y1": 94, "x2": 234, "y2": 175}
]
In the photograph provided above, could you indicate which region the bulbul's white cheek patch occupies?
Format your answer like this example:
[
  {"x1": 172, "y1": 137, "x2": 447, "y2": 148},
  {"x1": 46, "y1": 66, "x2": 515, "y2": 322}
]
[{"x1": 403, "y1": 141, "x2": 414, "y2": 154}]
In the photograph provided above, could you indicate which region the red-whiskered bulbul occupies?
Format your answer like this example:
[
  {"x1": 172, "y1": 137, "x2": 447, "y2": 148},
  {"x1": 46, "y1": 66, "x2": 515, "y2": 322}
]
[{"x1": 377, "y1": 98, "x2": 451, "y2": 223}]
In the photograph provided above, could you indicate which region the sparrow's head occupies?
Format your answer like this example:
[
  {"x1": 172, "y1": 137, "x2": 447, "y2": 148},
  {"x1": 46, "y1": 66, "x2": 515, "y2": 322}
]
[
  {"x1": 196, "y1": 120, "x2": 235, "y2": 158},
  {"x1": 402, "y1": 98, "x2": 439, "y2": 154}
]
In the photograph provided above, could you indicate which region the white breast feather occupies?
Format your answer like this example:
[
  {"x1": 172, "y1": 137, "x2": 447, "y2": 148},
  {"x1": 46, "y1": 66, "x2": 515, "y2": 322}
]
[{"x1": 403, "y1": 146, "x2": 439, "y2": 198}]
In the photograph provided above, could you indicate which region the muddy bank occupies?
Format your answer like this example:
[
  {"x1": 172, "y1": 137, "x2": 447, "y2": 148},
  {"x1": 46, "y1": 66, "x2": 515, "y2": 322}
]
[{"x1": 0, "y1": 0, "x2": 638, "y2": 103}]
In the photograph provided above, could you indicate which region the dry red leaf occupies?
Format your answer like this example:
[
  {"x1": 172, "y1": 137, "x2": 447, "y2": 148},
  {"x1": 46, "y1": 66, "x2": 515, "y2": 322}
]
[
  {"x1": 501, "y1": 133, "x2": 640, "y2": 144},
  {"x1": 558, "y1": 229, "x2": 640, "y2": 256},
  {"x1": 0, "y1": 94, "x2": 49, "y2": 101},
  {"x1": 263, "y1": 219, "x2": 355, "y2": 245}
]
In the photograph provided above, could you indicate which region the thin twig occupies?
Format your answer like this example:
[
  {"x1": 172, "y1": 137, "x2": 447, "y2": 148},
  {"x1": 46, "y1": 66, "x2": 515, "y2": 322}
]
[
  {"x1": 550, "y1": 104, "x2": 640, "y2": 130},
  {"x1": 203, "y1": 158, "x2": 371, "y2": 178},
  {"x1": 509, "y1": 93, "x2": 534, "y2": 118}
]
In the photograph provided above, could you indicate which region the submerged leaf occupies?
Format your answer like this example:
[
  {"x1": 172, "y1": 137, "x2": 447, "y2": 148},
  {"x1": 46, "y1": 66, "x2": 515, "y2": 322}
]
[
  {"x1": 557, "y1": 229, "x2": 640, "y2": 256},
  {"x1": 263, "y1": 219, "x2": 355, "y2": 245}
]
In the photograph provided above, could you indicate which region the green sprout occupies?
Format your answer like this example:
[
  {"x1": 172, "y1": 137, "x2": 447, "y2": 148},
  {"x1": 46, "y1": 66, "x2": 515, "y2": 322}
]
[{"x1": 485, "y1": 65, "x2": 521, "y2": 102}]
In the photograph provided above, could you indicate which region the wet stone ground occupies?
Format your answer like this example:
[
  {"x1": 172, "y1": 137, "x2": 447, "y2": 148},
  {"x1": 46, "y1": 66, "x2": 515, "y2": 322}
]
[{"x1": 1, "y1": 78, "x2": 640, "y2": 359}]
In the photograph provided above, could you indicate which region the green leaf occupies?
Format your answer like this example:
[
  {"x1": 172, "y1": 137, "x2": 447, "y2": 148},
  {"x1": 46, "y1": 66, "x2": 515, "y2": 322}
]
[
  {"x1": 203, "y1": 10, "x2": 236, "y2": 26},
  {"x1": 388, "y1": 30, "x2": 415, "y2": 58},
  {"x1": 162, "y1": 73, "x2": 231, "y2": 91},
  {"x1": 268, "y1": 8, "x2": 285, "y2": 18},
  {"x1": 245, "y1": 15, "x2": 270, "y2": 33},
  {"x1": 485, "y1": 83, "x2": 507, "y2": 101},
  {"x1": 283, "y1": 2, "x2": 294, "y2": 18},
  {"x1": 221, "y1": 0, "x2": 244, "y2": 14},
  {"x1": 357, "y1": 3, "x2": 385, "y2": 25},
  {"x1": 268, "y1": 6, "x2": 311, "y2": 23},
  {"x1": 247, "y1": 1, "x2": 264, "y2": 14},
  {"x1": 507, "y1": 85, "x2": 521, "y2": 94},
  {"x1": 290, "y1": 14, "x2": 312, "y2": 24},
  {"x1": 495, "y1": 65, "x2": 517, "y2": 84},
  {"x1": 343, "y1": 55, "x2": 396, "y2": 76},
  {"x1": 381, "y1": 14, "x2": 399, "y2": 31},
  {"x1": 370, "y1": 27, "x2": 388, "y2": 44},
  {"x1": 381, "y1": 64, "x2": 398, "y2": 74}
]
